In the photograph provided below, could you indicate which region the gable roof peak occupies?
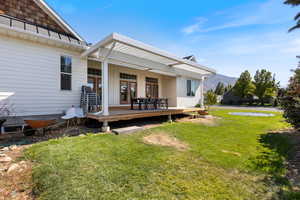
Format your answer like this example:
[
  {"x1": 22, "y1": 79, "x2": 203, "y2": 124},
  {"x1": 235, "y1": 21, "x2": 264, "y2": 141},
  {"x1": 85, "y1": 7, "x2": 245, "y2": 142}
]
[
  {"x1": 183, "y1": 55, "x2": 197, "y2": 63},
  {"x1": 33, "y1": 0, "x2": 85, "y2": 42}
]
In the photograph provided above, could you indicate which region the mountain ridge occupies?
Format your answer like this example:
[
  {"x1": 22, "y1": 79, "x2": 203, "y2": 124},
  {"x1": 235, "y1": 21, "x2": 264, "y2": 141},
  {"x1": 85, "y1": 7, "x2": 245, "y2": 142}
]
[{"x1": 204, "y1": 74, "x2": 237, "y2": 92}]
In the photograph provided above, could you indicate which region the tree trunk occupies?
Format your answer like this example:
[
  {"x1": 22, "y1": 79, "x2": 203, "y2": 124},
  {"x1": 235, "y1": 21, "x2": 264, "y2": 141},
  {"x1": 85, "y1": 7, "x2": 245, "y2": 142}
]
[{"x1": 260, "y1": 99, "x2": 264, "y2": 106}]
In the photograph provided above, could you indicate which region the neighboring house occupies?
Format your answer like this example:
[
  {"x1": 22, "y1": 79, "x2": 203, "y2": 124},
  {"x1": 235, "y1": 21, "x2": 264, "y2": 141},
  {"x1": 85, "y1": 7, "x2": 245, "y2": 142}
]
[{"x1": 0, "y1": 0, "x2": 215, "y2": 131}]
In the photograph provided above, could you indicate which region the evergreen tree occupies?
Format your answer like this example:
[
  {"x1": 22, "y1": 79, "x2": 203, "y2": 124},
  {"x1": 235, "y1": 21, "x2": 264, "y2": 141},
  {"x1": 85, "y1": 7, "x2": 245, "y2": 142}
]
[
  {"x1": 214, "y1": 82, "x2": 225, "y2": 95},
  {"x1": 280, "y1": 59, "x2": 300, "y2": 129},
  {"x1": 224, "y1": 84, "x2": 233, "y2": 93},
  {"x1": 284, "y1": 0, "x2": 300, "y2": 31}
]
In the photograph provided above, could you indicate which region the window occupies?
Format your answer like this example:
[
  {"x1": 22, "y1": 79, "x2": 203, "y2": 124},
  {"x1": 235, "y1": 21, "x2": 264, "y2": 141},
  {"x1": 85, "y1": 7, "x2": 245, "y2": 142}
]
[
  {"x1": 120, "y1": 73, "x2": 137, "y2": 81},
  {"x1": 187, "y1": 80, "x2": 197, "y2": 96},
  {"x1": 88, "y1": 68, "x2": 102, "y2": 76},
  {"x1": 60, "y1": 56, "x2": 72, "y2": 90}
]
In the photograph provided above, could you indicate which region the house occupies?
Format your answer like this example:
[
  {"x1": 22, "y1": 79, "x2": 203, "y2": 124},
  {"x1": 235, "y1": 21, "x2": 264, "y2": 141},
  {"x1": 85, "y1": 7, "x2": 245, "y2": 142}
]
[{"x1": 0, "y1": 0, "x2": 216, "y2": 131}]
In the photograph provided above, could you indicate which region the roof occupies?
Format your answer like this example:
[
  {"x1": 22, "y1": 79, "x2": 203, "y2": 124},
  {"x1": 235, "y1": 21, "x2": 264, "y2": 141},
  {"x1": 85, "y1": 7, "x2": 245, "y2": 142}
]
[
  {"x1": 183, "y1": 55, "x2": 197, "y2": 62},
  {"x1": 81, "y1": 33, "x2": 216, "y2": 75},
  {"x1": 33, "y1": 0, "x2": 85, "y2": 42}
]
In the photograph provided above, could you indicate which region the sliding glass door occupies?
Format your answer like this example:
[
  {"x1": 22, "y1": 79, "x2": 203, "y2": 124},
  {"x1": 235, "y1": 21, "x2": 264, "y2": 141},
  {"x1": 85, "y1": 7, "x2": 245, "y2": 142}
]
[
  {"x1": 146, "y1": 77, "x2": 159, "y2": 98},
  {"x1": 120, "y1": 73, "x2": 137, "y2": 104}
]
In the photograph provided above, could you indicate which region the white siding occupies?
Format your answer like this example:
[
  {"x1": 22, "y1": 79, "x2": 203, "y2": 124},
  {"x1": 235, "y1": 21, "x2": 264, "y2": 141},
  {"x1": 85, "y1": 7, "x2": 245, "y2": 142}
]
[
  {"x1": 161, "y1": 76, "x2": 177, "y2": 107},
  {"x1": 0, "y1": 35, "x2": 87, "y2": 116},
  {"x1": 88, "y1": 62, "x2": 177, "y2": 106},
  {"x1": 108, "y1": 64, "x2": 164, "y2": 106},
  {"x1": 176, "y1": 77, "x2": 202, "y2": 108},
  {"x1": 87, "y1": 61, "x2": 203, "y2": 108}
]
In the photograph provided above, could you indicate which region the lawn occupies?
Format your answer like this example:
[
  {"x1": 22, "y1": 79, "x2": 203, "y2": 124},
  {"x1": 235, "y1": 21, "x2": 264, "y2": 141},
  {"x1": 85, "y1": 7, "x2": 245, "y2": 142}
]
[{"x1": 25, "y1": 109, "x2": 299, "y2": 200}]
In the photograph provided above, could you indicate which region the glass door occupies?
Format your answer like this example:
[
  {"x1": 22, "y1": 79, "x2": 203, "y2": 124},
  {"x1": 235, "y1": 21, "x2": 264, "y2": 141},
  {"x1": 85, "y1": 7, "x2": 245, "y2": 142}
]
[
  {"x1": 129, "y1": 82, "x2": 137, "y2": 100},
  {"x1": 120, "y1": 81, "x2": 129, "y2": 104},
  {"x1": 88, "y1": 76, "x2": 102, "y2": 95},
  {"x1": 146, "y1": 77, "x2": 159, "y2": 98},
  {"x1": 120, "y1": 81, "x2": 137, "y2": 104}
]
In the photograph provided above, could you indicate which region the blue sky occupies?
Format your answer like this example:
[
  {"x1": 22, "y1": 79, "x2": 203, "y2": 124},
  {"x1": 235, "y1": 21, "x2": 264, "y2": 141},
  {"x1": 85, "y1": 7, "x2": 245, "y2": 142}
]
[{"x1": 46, "y1": 0, "x2": 299, "y2": 86}]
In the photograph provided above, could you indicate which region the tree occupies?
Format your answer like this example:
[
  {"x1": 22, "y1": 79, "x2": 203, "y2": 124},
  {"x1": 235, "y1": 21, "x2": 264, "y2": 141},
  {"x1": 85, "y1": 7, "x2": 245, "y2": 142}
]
[
  {"x1": 233, "y1": 70, "x2": 255, "y2": 99},
  {"x1": 204, "y1": 91, "x2": 217, "y2": 111},
  {"x1": 224, "y1": 84, "x2": 233, "y2": 93},
  {"x1": 280, "y1": 59, "x2": 300, "y2": 129},
  {"x1": 214, "y1": 82, "x2": 225, "y2": 95},
  {"x1": 284, "y1": 0, "x2": 300, "y2": 32},
  {"x1": 253, "y1": 69, "x2": 278, "y2": 105}
]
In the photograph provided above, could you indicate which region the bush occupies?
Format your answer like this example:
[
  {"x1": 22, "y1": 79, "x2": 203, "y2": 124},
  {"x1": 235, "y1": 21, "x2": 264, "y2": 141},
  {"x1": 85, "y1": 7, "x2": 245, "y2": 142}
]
[
  {"x1": 195, "y1": 104, "x2": 201, "y2": 108},
  {"x1": 280, "y1": 64, "x2": 300, "y2": 129},
  {"x1": 205, "y1": 91, "x2": 217, "y2": 110}
]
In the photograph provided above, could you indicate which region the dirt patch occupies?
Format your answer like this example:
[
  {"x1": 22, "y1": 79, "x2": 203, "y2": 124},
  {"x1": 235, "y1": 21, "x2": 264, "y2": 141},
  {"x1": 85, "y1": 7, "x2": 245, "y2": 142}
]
[
  {"x1": 176, "y1": 115, "x2": 219, "y2": 126},
  {"x1": 143, "y1": 133, "x2": 188, "y2": 151},
  {"x1": 0, "y1": 145, "x2": 33, "y2": 200}
]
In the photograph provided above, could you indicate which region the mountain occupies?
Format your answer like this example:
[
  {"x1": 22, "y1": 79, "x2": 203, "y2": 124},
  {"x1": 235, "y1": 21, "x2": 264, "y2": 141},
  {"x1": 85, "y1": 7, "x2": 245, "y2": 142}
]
[{"x1": 204, "y1": 74, "x2": 237, "y2": 92}]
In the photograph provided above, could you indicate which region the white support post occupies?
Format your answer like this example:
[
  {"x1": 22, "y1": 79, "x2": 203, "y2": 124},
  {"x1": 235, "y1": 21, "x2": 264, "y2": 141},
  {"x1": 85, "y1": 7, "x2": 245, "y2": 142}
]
[
  {"x1": 200, "y1": 76, "x2": 205, "y2": 108},
  {"x1": 102, "y1": 120, "x2": 110, "y2": 132},
  {"x1": 102, "y1": 60, "x2": 109, "y2": 116},
  {"x1": 168, "y1": 114, "x2": 173, "y2": 123}
]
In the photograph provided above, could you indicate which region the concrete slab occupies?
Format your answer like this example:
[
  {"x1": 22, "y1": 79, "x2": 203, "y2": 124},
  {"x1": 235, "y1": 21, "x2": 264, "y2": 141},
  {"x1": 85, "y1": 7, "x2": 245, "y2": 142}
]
[{"x1": 112, "y1": 126, "x2": 144, "y2": 135}]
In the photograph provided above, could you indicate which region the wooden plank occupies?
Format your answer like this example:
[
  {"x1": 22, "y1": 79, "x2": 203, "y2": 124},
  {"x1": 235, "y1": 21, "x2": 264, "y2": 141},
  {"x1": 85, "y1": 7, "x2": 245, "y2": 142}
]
[{"x1": 87, "y1": 108, "x2": 202, "y2": 122}]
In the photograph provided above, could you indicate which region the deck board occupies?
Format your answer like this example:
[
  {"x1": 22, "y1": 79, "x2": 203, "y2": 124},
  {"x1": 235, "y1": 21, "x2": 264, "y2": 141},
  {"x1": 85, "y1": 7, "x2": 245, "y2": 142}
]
[{"x1": 87, "y1": 107, "x2": 202, "y2": 122}]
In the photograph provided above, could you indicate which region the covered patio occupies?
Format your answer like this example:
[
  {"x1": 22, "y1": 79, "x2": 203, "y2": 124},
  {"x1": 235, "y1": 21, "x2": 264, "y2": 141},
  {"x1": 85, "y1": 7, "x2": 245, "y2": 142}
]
[{"x1": 80, "y1": 33, "x2": 215, "y2": 131}]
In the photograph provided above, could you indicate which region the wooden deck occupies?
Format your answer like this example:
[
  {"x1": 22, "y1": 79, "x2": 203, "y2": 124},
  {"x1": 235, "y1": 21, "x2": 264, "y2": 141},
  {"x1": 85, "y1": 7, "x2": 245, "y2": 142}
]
[{"x1": 87, "y1": 107, "x2": 202, "y2": 122}]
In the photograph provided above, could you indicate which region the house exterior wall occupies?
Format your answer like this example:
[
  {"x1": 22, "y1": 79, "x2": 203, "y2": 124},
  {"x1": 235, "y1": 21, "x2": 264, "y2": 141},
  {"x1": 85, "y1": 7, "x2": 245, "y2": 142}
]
[
  {"x1": 176, "y1": 76, "x2": 202, "y2": 108},
  {"x1": 87, "y1": 62, "x2": 203, "y2": 108},
  {"x1": 161, "y1": 76, "x2": 177, "y2": 107},
  {"x1": 0, "y1": 0, "x2": 68, "y2": 34},
  {"x1": 0, "y1": 35, "x2": 87, "y2": 116},
  {"x1": 88, "y1": 62, "x2": 169, "y2": 106}
]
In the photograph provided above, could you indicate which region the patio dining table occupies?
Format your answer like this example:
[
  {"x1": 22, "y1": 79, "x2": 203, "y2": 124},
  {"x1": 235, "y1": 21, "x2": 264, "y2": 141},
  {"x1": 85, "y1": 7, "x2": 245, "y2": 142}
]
[{"x1": 131, "y1": 98, "x2": 168, "y2": 110}]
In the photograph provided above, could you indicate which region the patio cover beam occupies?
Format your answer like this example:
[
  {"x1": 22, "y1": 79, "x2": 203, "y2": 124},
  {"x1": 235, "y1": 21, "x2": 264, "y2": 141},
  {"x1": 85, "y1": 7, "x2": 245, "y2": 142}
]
[{"x1": 81, "y1": 33, "x2": 216, "y2": 74}]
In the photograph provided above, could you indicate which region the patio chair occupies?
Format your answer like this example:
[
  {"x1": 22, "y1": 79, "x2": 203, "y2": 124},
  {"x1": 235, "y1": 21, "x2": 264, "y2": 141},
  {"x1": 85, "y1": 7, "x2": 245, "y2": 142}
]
[
  {"x1": 158, "y1": 98, "x2": 168, "y2": 110},
  {"x1": 145, "y1": 98, "x2": 158, "y2": 110},
  {"x1": 80, "y1": 86, "x2": 101, "y2": 113}
]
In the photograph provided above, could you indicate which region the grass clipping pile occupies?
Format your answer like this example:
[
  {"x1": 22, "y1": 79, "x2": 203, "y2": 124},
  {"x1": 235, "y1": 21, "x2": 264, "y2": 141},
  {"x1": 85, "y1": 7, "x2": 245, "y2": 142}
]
[{"x1": 143, "y1": 133, "x2": 188, "y2": 151}]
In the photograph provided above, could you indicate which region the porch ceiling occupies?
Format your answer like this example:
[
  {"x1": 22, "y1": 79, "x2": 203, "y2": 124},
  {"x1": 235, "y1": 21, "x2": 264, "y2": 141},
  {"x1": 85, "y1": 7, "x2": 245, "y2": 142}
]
[{"x1": 81, "y1": 33, "x2": 216, "y2": 76}]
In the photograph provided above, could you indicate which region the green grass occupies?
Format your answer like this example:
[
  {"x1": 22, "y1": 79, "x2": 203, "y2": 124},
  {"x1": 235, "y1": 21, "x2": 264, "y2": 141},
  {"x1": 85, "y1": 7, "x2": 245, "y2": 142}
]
[{"x1": 25, "y1": 109, "x2": 298, "y2": 200}]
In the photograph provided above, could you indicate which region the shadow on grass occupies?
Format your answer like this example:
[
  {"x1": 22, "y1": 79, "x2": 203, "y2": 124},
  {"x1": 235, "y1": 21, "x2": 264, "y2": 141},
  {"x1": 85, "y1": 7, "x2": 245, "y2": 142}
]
[{"x1": 250, "y1": 130, "x2": 300, "y2": 199}]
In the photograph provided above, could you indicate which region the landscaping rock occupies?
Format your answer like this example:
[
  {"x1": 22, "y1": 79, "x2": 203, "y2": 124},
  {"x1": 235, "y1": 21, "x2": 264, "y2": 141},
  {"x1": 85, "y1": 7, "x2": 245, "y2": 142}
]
[
  {"x1": 0, "y1": 147, "x2": 9, "y2": 152},
  {"x1": 7, "y1": 163, "x2": 19, "y2": 174},
  {"x1": 0, "y1": 156, "x2": 12, "y2": 163},
  {"x1": 10, "y1": 190, "x2": 18, "y2": 198},
  {"x1": 112, "y1": 126, "x2": 144, "y2": 135},
  {"x1": 0, "y1": 167, "x2": 7, "y2": 172},
  {"x1": 200, "y1": 115, "x2": 214, "y2": 119},
  {"x1": 9, "y1": 145, "x2": 18, "y2": 150}
]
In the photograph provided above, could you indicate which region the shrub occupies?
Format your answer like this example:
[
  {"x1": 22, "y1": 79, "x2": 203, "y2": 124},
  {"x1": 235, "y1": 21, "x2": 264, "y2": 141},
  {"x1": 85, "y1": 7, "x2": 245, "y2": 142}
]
[
  {"x1": 205, "y1": 91, "x2": 217, "y2": 110},
  {"x1": 280, "y1": 63, "x2": 300, "y2": 129}
]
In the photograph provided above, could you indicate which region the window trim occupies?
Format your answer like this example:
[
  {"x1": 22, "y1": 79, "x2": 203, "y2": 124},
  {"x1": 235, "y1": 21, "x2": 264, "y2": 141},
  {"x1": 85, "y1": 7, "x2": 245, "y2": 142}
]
[
  {"x1": 187, "y1": 79, "x2": 197, "y2": 97},
  {"x1": 60, "y1": 55, "x2": 72, "y2": 91}
]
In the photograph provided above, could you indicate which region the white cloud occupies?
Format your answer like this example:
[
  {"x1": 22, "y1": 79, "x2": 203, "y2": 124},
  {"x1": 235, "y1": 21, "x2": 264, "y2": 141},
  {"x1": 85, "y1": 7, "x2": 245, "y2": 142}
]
[
  {"x1": 181, "y1": 17, "x2": 207, "y2": 34},
  {"x1": 182, "y1": 0, "x2": 295, "y2": 34}
]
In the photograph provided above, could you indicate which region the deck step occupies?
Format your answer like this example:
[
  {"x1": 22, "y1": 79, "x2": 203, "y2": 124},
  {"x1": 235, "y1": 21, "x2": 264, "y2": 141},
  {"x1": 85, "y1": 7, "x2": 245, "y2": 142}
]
[{"x1": 112, "y1": 126, "x2": 144, "y2": 135}]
